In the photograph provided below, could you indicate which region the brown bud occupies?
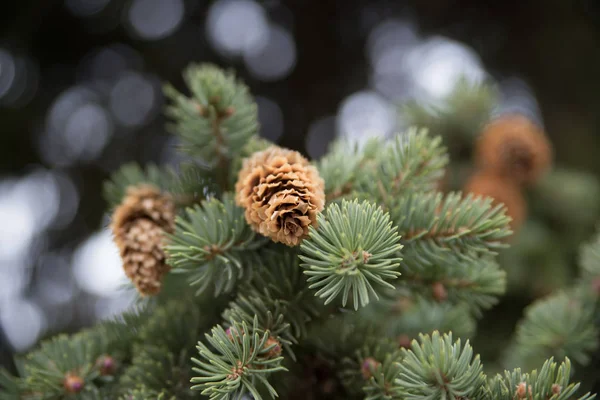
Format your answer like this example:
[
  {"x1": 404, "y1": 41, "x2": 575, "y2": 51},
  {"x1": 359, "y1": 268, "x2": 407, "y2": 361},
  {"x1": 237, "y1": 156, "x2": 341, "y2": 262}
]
[
  {"x1": 360, "y1": 357, "x2": 380, "y2": 380},
  {"x1": 515, "y1": 382, "x2": 526, "y2": 398},
  {"x1": 551, "y1": 384, "x2": 561, "y2": 394},
  {"x1": 63, "y1": 373, "x2": 84, "y2": 393},
  {"x1": 220, "y1": 106, "x2": 235, "y2": 118},
  {"x1": 397, "y1": 334, "x2": 412, "y2": 349},
  {"x1": 432, "y1": 281, "x2": 448, "y2": 302},
  {"x1": 262, "y1": 336, "x2": 282, "y2": 359},
  {"x1": 591, "y1": 277, "x2": 600, "y2": 296},
  {"x1": 194, "y1": 102, "x2": 206, "y2": 116},
  {"x1": 96, "y1": 355, "x2": 116, "y2": 376}
]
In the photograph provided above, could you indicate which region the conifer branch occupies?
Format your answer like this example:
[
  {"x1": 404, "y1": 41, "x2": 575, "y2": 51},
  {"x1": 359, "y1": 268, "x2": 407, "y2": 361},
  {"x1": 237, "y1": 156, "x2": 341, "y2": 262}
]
[
  {"x1": 512, "y1": 291, "x2": 598, "y2": 369},
  {"x1": 487, "y1": 357, "x2": 596, "y2": 400},
  {"x1": 395, "y1": 331, "x2": 487, "y2": 399},
  {"x1": 103, "y1": 162, "x2": 215, "y2": 209},
  {"x1": 300, "y1": 200, "x2": 403, "y2": 310},
  {"x1": 401, "y1": 77, "x2": 498, "y2": 142},
  {"x1": 317, "y1": 138, "x2": 379, "y2": 202},
  {"x1": 227, "y1": 248, "x2": 320, "y2": 344},
  {"x1": 391, "y1": 191, "x2": 511, "y2": 261},
  {"x1": 340, "y1": 339, "x2": 404, "y2": 400},
  {"x1": 399, "y1": 251, "x2": 506, "y2": 316},
  {"x1": 580, "y1": 229, "x2": 600, "y2": 279},
  {"x1": 357, "y1": 129, "x2": 448, "y2": 203},
  {"x1": 164, "y1": 64, "x2": 258, "y2": 190},
  {"x1": 191, "y1": 319, "x2": 286, "y2": 400},
  {"x1": 120, "y1": 388, "x2": 171, "y2": 400},
  {"x1": 166, "y1": 194, "x2": 267, "y2": 296}
]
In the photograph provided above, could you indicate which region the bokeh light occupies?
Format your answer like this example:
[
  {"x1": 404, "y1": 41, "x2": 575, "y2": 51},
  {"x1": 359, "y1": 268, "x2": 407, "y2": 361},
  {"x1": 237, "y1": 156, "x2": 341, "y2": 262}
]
[
  {"x1": 126, "y1": 0, "x2": 185, "y2": 41},
  {"x1": 206, "y1": 0, "x2": 269, "y2": 57},
  {"x1": 39, "y1": 86, "x2": 114, "y2": 166},
  {"x1": 65, "y1": 0, "x2": 111, "y2": 17},
  {"x1": 306, "y1": 116, "x2": 336, "y2": 159},
  {"x1": 0, "y1": 170, "x2": 60, "y2": 261},
  {"x1": 337, "y1": 91, "x2": 396, "y2": 145},
  {"x1": 407, "y1": 37, "x2": 486, "y2": 100},
  {"x1": 0, "y1": 49, "x2": 17, "y2": 100},
  {"x1": 79, "y1": 44, "x2": 144, "y2": 81},
  {"x1": 244, "y1": 24, "x2": 296, "y2": 81},
  {"x1": 256, "y1": 96, "x2": 284, "y2": 142},
  {"x1": 0, "y1": 298, "x2": 45, "y2": 351},
  {"x1": 109, "y1": 72, "x2": 159, "y2": 127},
  {"x1": 496, "y1": 77, "x2": 542, "y2": 124},
  {"x1": 0, "y1": 49, "x2": 39, "y2": 108},
  {"x1": 73, "y1": 229, "x2": 127, "y2": 297}
]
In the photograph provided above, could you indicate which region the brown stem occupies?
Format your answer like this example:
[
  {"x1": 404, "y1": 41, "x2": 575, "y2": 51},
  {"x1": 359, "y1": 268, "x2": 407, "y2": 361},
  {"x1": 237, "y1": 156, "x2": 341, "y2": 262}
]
[{"x1": 212, "y1": 114, "x2": 229, "y2": 192}]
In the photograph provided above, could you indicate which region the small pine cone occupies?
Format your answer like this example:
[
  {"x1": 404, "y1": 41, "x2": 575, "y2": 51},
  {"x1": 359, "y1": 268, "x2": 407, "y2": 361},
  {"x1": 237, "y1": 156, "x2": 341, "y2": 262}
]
[
  {"x1": 63, "y1": 373, "x2": 84, "y2": 393},
  {"x1": 262, "y1": 336, "x2": 283, "y2": 359},
  {"x1": 464, "y1": 171, "x2": 527, "y2": 231},
  {"x1": 474, "y1": 114, "x2": 552, "y2": 185},
  {"x1": 96, "y1": 355, "x2": 116, "y2": 376},
  {"x1": 235, "y1": 146, "x2": 325, "y2": 246},
  {"x1": 360, "y1": 357, "x2": 380, "y2": 380},
  {"x1": 110, "y1": 185, "x2": 175, "y2": 296}
]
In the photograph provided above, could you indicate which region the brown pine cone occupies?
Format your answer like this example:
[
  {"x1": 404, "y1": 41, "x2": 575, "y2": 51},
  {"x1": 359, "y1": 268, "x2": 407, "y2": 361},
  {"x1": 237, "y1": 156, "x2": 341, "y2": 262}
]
[
  {"x1": 474, "y1": 114, "x2": 552, "y2": 185},
  {"x1": 110, "y1": 185, "x2": 175, "y2": 296},
  {"x1": 235, "y1": 146, "x2": 325, "y2": 246},
  {"x1": 464, "y1": 171, "x2": 527, "y2": 231}
]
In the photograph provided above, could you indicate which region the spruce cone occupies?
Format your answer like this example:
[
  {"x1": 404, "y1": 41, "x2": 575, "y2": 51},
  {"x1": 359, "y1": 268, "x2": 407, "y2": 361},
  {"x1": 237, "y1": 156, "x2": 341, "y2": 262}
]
[
  {"x1": 464, "y1": 171, "x2": 526, "y2": 231},
  {"x1": 110, "y1": 185, "x2": 175, "y2": 296},
  {"x1": 235, "y1": 146, "x2": 325, "y2": 246},
  {"x1": 474, "y1": 114, "x2": 552, "y2": 185}
]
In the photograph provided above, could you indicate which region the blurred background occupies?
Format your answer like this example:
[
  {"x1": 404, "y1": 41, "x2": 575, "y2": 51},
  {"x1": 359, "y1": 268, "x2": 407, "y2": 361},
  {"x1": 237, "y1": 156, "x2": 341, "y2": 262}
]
[{"x1": 1, "y1": 0, "x2": 600, "y2": 376}]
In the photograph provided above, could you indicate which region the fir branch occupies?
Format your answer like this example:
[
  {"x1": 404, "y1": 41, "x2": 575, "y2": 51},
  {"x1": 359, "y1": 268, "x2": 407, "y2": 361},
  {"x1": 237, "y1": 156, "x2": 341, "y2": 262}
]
[
  {"x1": 399, "y1": 251, "x2": 506, "y2": 316},
  {"x1": 143, "y1": 300, "x2": 205, "y2": 351},
  {"x1": 119, "y1": 387, "x2": 172, "y2": 400},
  {"x1": 21, "y1": 334, "x2": 97, "y2": 398},
  {"x1": 512, "y1": 291, "x2": 598, "y2": 369},
  {"x1": 103, "y1": 163, "x2": 173, "y2": 209},
  {"x1": 191, "y1": 319, "x2": 286, "y2": 400},
  {"x1": 300, "y1": 199, "x2": 403, "y2": 310},
  {"x1": 391, "y1": 191, "x2": 511, "y2": 260},
  {"x1": 166, "y1": 194, "x2": 266, "y2": 296},
  {"x1": 396, "y1": 331, "x2": 487, "y2": 399},
  {"x1": 316, "y1": 138, "x2": 374, "y2": 202},
  {"x1": 119, "y1": 345, "x2": 193, "y2": 398},
  {"x1": 401, "y1": 77, "x2": 498, "y2": 143},
  {"x1": 365, "y1": 296, "x2": 477, "y2": 341},
  {"x1": 164, "y1": 63, "x2": 258, "y2": 190},
  {"x1": 0, "y1": 369, "x2": 20, "y2": 400},
  {"x1": 222, "y1": 293, "x2": 295, "y2": 359},
  {"x1": 243, "y1": 248, "x2": 321, "y2": 340},
  {"x1": 340, "y1": 339, "x2": 404, "y2": 400},
  {"x1": 487, "y1": 357, "x2": 596, "y2": 400},
  {"x1": 357, "y1": 128, "x2": 448, "y2": 203},
  {"x1": 580, "y1": 229, "x2": 600, "y2": 279},
  {"x1": 103, "y1": 162, "x2": 215, "y2": 210}
]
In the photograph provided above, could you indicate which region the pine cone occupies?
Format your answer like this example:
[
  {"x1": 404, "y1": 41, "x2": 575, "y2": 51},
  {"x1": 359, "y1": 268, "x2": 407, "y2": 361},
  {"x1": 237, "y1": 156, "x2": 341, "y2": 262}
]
[
  {"x1": 464, "y1": 171, "x2": 526, "y2": 231},
  {"x1": 474, "y1": 114, "x2": 552, "y2": 185},
  {"x1": 235, "y1": 146, "x2": 325, "y2": 246},
  {"x1": 110, "y1": 185, "x2": 175, "y2": 296}
]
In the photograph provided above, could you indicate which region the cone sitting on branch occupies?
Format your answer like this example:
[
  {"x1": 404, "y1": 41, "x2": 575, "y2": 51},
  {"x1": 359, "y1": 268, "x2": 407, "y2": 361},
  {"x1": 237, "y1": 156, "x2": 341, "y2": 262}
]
[
  {"x1": 474, "y1": 114, "x2": 552, "y2": 185},
  {"x1": 464, "y1": 170, "x2": 526, "y2": 231},
  {"x1": 235, "y1": 146, "x2": 325, "y2": 246},
  {"x1": 110, "y1": 185, "x2": 176, "y2": 296}
]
